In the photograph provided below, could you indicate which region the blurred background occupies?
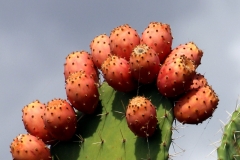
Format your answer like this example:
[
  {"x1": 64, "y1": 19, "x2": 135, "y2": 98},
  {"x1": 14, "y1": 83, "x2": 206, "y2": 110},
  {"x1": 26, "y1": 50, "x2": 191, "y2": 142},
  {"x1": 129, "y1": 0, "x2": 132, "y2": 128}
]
[{"x1": 1, "y1": 1, "x2": 240, "y2": 159}]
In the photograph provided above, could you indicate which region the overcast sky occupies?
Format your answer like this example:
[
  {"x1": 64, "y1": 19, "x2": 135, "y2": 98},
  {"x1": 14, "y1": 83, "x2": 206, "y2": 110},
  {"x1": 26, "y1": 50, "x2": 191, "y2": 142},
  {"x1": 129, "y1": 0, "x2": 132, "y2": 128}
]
[{"x1": 1, "y1": 1, "x2": 240, "y2": 160}]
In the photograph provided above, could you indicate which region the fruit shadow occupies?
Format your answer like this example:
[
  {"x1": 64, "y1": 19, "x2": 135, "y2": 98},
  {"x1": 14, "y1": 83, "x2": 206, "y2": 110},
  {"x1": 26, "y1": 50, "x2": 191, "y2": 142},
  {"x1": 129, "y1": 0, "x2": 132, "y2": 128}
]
[
  {"x1": 51, "y1": 140, "x2": 81, "y2": 160},
  {"x1": 75, "y1": 101, "x2": 103, "y2": 138}
]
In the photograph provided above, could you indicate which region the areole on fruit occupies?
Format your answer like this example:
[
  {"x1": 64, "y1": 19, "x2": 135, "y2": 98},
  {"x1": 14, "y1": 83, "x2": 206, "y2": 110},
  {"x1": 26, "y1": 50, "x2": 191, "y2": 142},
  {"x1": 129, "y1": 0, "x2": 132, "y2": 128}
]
[
  {"x1": 126, "y1": 96, "x2": 158, "y2": 137},
  {"x1": 130, "y1": 44, "x2": 160, "y2": 84},
  {"x1": 134, "y1": 46, "x2": 146, "y2": 54}
]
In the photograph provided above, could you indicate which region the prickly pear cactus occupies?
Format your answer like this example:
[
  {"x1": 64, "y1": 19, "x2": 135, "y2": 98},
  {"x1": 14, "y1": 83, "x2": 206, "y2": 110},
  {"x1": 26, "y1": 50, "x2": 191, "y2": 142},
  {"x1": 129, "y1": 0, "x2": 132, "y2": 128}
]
[
  {"x1": 217, "y1": 105, "x2": 240, "y2": 160},
  {"x1": 51, "y1": 82, "x2": 174, "y2": 160}
]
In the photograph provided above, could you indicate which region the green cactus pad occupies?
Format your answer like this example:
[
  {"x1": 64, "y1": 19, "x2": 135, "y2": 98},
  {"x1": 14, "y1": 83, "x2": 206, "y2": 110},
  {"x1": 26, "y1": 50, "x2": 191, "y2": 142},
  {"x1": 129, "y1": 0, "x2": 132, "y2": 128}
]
[
  {"x1": 217, "y1": 106, "x2": 240, "y2": 160},
  {"x1": 51, "y1": 82, "x2": 174, "y2": 160}
]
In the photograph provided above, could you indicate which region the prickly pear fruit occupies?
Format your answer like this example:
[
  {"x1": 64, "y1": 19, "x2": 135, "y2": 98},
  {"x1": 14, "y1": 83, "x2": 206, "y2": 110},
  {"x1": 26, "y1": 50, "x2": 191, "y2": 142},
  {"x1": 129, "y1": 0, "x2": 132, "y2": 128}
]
[
  {"x1": 157, "y1": 55, "x2": 196, "y2": 97},
  {"x1": 43, "y1": 98, "x2": 77, "y2": 141},
  {"x1": 101, "y1": 55, "x2": 137, "y2": 92},
  {"x1": 90, "y1": 34, "x2": 111, "y2": 69},
  {"x1": 141, "y1": 22, "x2": 173, "y2": 63},
  {"x1": 174, "y1": 85, "x2": 219, "y2": 124},
  {"x1": 188, "y1": 73, "x2": 208, "y2": 90},
  {"x1": 10, "y1": 134, "x2": 51, "y2": 160},
  {"x1": 109, "y1": 24, "x2": 140, "y2": 60},
  {"x1": 164, "y1": 42, "x2": 203, "y2": 67},
  {"x1": 65, "y1": 71, "x2": 99, "y2": 114},
  {"x1": 22, "y1": 100, "x2": 56, "y2": 145},
  {"x1": 126, "y1": 96, "x2": 158, "y2": 137},
  {"x1": 130, "y1": 44, "x2": 160, "y2": 84},
  {"x1": 64, "y1": 51, "x2": 99, "y2": 82}
]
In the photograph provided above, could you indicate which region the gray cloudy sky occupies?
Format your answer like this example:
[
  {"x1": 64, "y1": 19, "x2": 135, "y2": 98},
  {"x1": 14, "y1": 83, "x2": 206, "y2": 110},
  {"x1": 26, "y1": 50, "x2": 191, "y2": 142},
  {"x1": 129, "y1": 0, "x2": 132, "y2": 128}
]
[{"x1": 1, "y1": 1, "x2": 240, "y2": 159}]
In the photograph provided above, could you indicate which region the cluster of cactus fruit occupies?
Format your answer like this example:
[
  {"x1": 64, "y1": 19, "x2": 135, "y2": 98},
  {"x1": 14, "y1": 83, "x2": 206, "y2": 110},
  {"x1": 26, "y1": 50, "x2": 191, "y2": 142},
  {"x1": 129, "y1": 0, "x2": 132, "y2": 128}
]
[{"x1": 10, "y1": 21, "x2": 223, "y2": 160}]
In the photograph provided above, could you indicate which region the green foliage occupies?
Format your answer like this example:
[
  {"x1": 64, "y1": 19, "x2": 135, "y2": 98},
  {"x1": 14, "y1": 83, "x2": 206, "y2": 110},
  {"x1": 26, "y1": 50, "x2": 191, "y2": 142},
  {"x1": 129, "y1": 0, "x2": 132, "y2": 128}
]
[
  {"x1": 217, "y1": 106, "x2": 240, "y2": 160},
  {"x1": 51, "y1": 82, "x2": 174, "y2": 160}
]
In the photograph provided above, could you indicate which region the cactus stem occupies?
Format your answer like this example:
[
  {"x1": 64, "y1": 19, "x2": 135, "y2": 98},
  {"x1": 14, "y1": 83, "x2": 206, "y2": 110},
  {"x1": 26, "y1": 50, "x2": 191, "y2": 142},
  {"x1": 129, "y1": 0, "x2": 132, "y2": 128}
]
[
  {"x1": 92, "y1": 131, "x2": 105, "y2": 145},
  {"x1": 120, "y1": 129, "x2": 126, "y2": 143},
  {"x1": 103, "y1": 103, "x2": 108, "y2": 113},
  {"x1": 98, "y1": 131, "x2": 104, "y2": 144}
]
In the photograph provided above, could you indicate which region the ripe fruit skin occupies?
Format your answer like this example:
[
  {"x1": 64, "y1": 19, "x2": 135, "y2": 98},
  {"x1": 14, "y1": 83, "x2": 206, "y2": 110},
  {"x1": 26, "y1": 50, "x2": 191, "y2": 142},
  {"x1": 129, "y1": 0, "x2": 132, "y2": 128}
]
[
  {"x1": 174, "y1": 85, "x2": 219, "y2": 124},
  {"x1": 22, "y1": 100, "x2": 56, "y2": 145},
  {"x1": 43, "y1": 98, "x2": 77, "y2": 141},
  {"x1": 126, "y1": 96, "x2": 158, "y2": 137},
  {"x1": 141, "y1": 22, "x2": 173, "y2": 63},
  {"x1": 64, "y1": 51, "x2": 99, "y2": 82},
  {"x1": 65, "y1": 71, "x2": 99, "y2": 114},
  {"x1": 130, "y1": 44, "x2": 160, "y2": 84},
  {"x1": 90, "y1": 34, "x2": 111, "y2": 69},
  {"x1": 101, "y1": 56, "x2": 137, "y2": 92},
  {"x1": 164, "y1": 42, "x2": 203, "y2": 67},
  {"x1": 188, "y1": 73, "x2": 208, "y2": 90},
  {"x1": 157, "y1": 55, "x2": 196, "y2": 97},
  {"x1": 109, "y1": 24, "x2": 140, "y2": 61},
  {"x1": 10, "y1": 134, "x2": 51, "y2": 160}
]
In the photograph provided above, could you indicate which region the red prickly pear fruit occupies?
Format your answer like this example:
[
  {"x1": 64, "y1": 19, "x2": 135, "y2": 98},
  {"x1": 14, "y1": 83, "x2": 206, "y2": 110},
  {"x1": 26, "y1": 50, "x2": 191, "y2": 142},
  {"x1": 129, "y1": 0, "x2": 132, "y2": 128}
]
[
  {"x1": 10, "y1": 134, "x2": 51, "y2": 160},
  {"x1": 157, "y1": 55, "x2": 196, "y2": 97},
  {"x1": 174, "y1": 85, "x2": 219, "y2": 124},
  {"x1": 141, "y1": 22, "x2": 173, "y2": 63},
  {"x1": 64, "y1": 51, "x2": 99, "y2": 82},
  {"x1": 90, "y1": 34, "x2": 111, "y2": 69},
  {"x1": 65, "y1": 71, "x2": 99, "y2": 114},
  {"x1": 130, "y1": 44, "x2": 160, "y2": 84},
  {"x1": 109, "y1": 24, "x2": 140, "y2": 61},
  {"x1": 188, "y1": 73, "x2": 208, "y2": 91},
  {"x1": 43, "y1": 98, "x2": 77, "y2": 141},
  {"x1": 101, "y1": 56, "x2": 137, "y2": 92},
  {"x1": 164, "y1": 42, "x2": 203, "y2": 67},
  {"x1": 126, "y1": 96, "x2": 158, "y2": 137},
  {"x1": 22, "y1": 100, "x2": 56, "y2": 145}
]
